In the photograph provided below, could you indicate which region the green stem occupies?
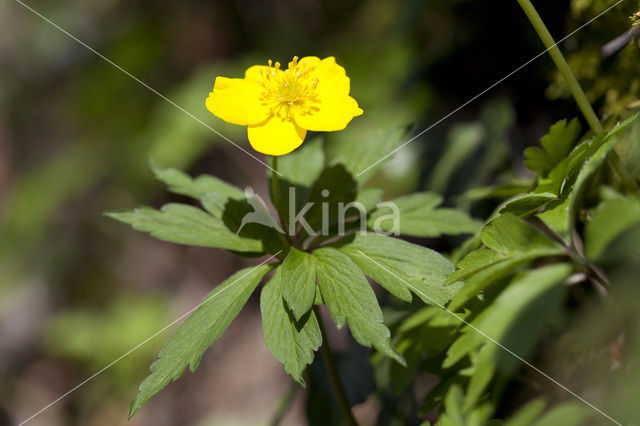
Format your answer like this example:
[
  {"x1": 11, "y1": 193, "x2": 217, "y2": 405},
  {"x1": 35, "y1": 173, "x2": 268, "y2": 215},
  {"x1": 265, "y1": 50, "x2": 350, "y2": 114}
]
[
  {"x1": 517, "y1": 0, "x2": 639, "y2": 192},
  {"x1": 517, "y1": 0, "x2": 602, "y2": 133},
  {"x1": 271, "y1": 157, "x2": 292, "y2": 248},
  {"x1": 312, "y1": 305, "x2": 358, "y2": 426},
  {"x1": 269, "y1": 383, "x2": 299, "y2": 426}
]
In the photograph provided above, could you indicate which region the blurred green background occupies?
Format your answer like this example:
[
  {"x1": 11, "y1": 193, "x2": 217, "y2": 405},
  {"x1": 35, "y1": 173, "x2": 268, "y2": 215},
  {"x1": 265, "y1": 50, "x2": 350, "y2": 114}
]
[{"x1": 1, "y1": 0, "x2": 639, "y2": 425}]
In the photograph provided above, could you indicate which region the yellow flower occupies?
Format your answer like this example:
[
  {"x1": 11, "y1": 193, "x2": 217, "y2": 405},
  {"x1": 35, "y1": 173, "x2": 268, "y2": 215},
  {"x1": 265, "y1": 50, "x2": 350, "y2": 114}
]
[{"x1": 206, "y1": 56, "x2": 363, "y2": 156}]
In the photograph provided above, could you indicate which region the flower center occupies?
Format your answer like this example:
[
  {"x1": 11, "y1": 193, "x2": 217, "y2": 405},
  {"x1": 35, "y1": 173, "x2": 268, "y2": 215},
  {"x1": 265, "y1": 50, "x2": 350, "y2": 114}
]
[{"x1": 258, "y1": 57, "x2": 319, "y2": 118}]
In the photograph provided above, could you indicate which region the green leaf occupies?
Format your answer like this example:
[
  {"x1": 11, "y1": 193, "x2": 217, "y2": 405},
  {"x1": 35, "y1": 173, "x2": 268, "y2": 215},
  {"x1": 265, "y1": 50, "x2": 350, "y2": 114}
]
[
  {"x1": 355, "y1": 187, "x2": 384, "y2": 212},
  {"x1": 313, "y1": 247, "x2": 405, "y2": 364},
  {"x1": 436, "y1": 384, "x2": 496, "y2": 426},
  {"x1": 260, "y1": 267, "x2": 321, "y2": 385},
  {"x1": 326, "y1": 126, "x2": 408, "y2": 184},
  {"x1": 149, "y1": 163, "x2": 287, "y2": 256},
  {"x1": 428, "y1": 123, "x2": 484, "y2": 194},
  {"x1": 480, "y1": 213, "x2": 562, "y2": 255},
  {"x1": 368, "y1": 192, "x2": 481, "y2": 237},
  {"x1": 447, "y1": 214, "x2": 565, "y2": 311},
  {"x1": 302, "y1": 164, "x2": 358, "y2": 236},
  {"x1": 440, "y1": 385, "x2": 467, "y2": 426},
  {"x1": 129, "y1": 264, "x2": 272, "y2": 417},
  {"x1": 538, "y1": 133, "x2": 618, "y2": 238},
  {"x1": 504, "y1": 399, "x2": 547, "y2": 426},
  {"x1": 447, "y1": 251, "x2": 563, "y2": 313},
  {"x1": 534, "y1": 113, "x2": 640, "y2": 239},
  {"x1": 445, "y1": 248, "x2": 507, "y2": 285},
  {"x1": 338, "y1": 233, "x2": 457, "y2": 305},
  {"x1": 585, "y1": 196, "x2": 640, "y2": 261},
  {"x1": 273, "y1": 137, "x2": 325, "y2": 187},
  {"x1": 149, "y1": 160, "x2": 245, "y2": 201},
  {"x1": 459, "y1": 180, "x2": 534, "y2": 203},
  {"x1": 281, "y1": 248, "x2": 317, "y2": 320},
  {"x1": 106, "y1": 204, "x2": 263, "y2": 253},
  {"x1": 499, "y1": 192, "x2": 557, "y2": 217},
  {"x1": 531, "y1": 403, "x2": 593, "y2": 426},
  {"x1": 197, "y1": 190, "x2": 288, "y2": 257},
  {"x1": 524, "y1": 118, "x2": 581, "y2": 177},
  {"x1": 446, "y1": 264, "x2": 571, "y2": 399},
  {"x1": 270, "y1": 138, "x2": 325, "y2": 224}
]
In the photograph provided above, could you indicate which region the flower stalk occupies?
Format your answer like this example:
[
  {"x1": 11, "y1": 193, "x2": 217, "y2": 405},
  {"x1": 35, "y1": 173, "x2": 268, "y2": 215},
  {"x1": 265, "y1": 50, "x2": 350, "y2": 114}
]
[
  {"x1": 271, "y1": 156, "x2": 292, "y2": 249},
  {"x1": 517, "y1": 0, "x2": 639, "y2": 192}
]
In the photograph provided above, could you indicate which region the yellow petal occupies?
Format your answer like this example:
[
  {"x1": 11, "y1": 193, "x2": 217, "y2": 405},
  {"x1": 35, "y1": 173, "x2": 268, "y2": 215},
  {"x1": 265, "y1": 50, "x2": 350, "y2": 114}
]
[
  {"x1": 206, "y1": 77, "x2": 269, "y2": 126},
  {"x1": 245, "y1": 65, "x2": 284, "y2": 83},
  {"x1": 314, "y1": 57, "x2": 351, "y2": 96},
  {"x1": 294, "y1": 94, "x2": 363, "y2": 132},
  {"x1": 298, "y1": 56, "x2": 321, "y2": 68},
  {"x1": 248, "y1": 115, "x2": 307, "y2": 156}
]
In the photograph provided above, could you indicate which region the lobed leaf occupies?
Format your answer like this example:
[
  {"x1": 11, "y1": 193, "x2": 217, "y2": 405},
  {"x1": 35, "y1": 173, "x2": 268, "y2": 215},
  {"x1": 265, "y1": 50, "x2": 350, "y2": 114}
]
[
  {"x1": 448, "y1": 251, "x2": 565, "y2": 313},
  {"x1": 260, "y1": 267, "x2": 321, "y2": 385},
  {"x1": 106, "y1": 203, "x2": 263, "y2": 253},
  {"x1": 446, "y1": 248, "x2": 508, "y2": 286},
  {"x1": 313, "y1": 247, "x2": 405, "y2": 365},
  {"x1": 524, "y1": 118, "x2": 581, "y2": 177},
  {"x1": 537, "y1": 134, "x2": 617, "y2": 239},
  {"x1": 281, "y1": 247, "x2": 317, "y2": 320},
  {"x1": 338, "y1": 233, "x2": 458, "y2": 306},
  {"x1": 129, "y1": 264, "x2": 273, "y2": 417},
  {"x1": 446, "y1": 264, "x2": 571, "y2": 403},
  {"x1": 480, "y1": 213, "x2": 563, "y2": 255},
  {"x1": 149, "y1": 160, "x2": 244, "y2": 201}
]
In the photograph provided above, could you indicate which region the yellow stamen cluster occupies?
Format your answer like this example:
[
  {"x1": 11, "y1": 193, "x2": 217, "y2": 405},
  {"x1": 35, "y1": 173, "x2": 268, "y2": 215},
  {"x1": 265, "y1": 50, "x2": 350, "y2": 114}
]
[{"x1": 258, "y1": 56, "x2": 320, "y2": 118}]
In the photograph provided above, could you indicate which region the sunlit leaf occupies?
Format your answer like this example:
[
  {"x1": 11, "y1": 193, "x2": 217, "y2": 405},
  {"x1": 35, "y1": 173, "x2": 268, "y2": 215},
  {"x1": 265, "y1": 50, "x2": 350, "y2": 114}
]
[
  {"x1": 338, "y1": 233, "x2": 458, "y2": 305},
  {"x1": 129, "y1": 264, "x2": 272, "y2": 417},
  {"x1": 313, "y1": 247, "x2": 405, "y2": 364},
  {"x1": 281, "y1": 247, "x2": 317, "y2": 320},
  {"x1": 106, "y1": 203, "x2": 263, "y2": 253},
  {"x1": 261, "y1": 267, "x2": 321, "y2": 384}
]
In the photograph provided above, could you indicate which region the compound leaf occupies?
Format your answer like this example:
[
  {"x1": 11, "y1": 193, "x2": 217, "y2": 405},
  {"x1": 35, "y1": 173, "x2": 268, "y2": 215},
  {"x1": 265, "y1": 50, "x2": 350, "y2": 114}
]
[{"x1": 129, "y1": 264, "x2": 272, "y2": 417}]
